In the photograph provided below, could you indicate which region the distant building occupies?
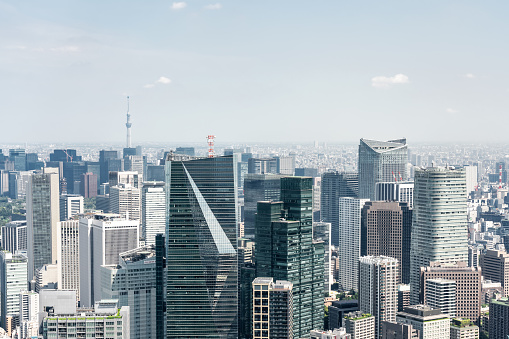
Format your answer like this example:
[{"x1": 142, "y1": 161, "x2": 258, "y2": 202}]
[
  {"x1": 252, "y1": 278, "x2": 293, "y2": 339},
  {"x1": 57, "y1": 220, "x2": 80, "y2": 303},
  {"x1": 480, "y1": 249, "x2": 509, "y2": 297},
  {"x1": 313, "y1": 222, "x2": 332, "y2": 293},
  {"x1": 295, "y1": 167, "x2": 319, "y2": 177},
  {"x1": 59, "y1": 194, "x2": 84, "y2": 221},
  {"x1": 124, "y1": 155, "x2": 144, "y2": 182},
  {"x1": 141, "y1": 181, "x2": 165, "y2": 246},
  {"x1": 396, "y1": 305, "x2": 450, "y2": 339},
  {"x1": 175, "y1": 147, "x2": 195, "y2": 157},
  {"x1": 80, "y1": 172, "x2": 98, "y2": 198},
  {"x1": 275, "y1": 155, "x2": 295, "y2": 175},
  {"x1": 109, "y1": 183, "x2": 141, "y2": 221},
  {"x1": 109, "y1": 171, "x2": 140, "y2": 189},
  {"x1": 248, "y1": 158, "x2": 277, "y2": 174},
  {"x1": 1, "y1": 220, "x2": 27, "y2": 253},
  {"x1": 375, "y1": 181, "x2": 414, "y2": 209},
  {"x1": 344, "y1": 312, "x2": 375, "y2": 339}
]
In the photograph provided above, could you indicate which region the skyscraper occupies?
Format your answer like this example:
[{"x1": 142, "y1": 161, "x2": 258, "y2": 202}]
[
  {"x1": 0, "y1": 251, "x2": 28, "y2": 329},
  {"x1": 141, "y1": 181, "x2": 165, "y2": 246},
  {"x1": 165, "y1": 154, "x2": 238, "y2": 338},
  {"x1": 375, "y1": 181, "x2": 414, "y2": 209},
  {"x1": 358, "y1": 138, "x2": 408, "y2": 200},
  {"x1": 410, "y1": 167, "x2": 468, "y2": 304},
  {"x1": 1, "y1": 220, "x2": 27, "y2": 253},
  {"x1": 338, "y1": 197, "x2": 369, "y2": 291},
  {"x1": 255, "y1": 177, "x2": 324, "y2": 337},
  {"x1": 80, "y1": 172, "x2": 98, "y2": 198},
  {"x1": 480, "y1": 249, "x2": 509, "y2": 297},
  {"x1": 109, "y1": 183, "x2": 141, "y2": 221},
  {"x1": 26, "y1": 167, "x2": 60, "y2": 280},
  {"x1": 57, "y1": 220, "x2": 80, "y2": 303},
  {"x1": 320, "y1": 172, "x2": 358, "y2": 247},
  {"x1": 59, "y1": 194, "x2": 84, "y2": 221},
  {"x1": 359, "y1": 256, "x2": 398, "y2": 338}
]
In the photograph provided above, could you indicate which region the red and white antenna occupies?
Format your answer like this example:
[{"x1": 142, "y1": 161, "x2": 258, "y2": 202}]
[
  {"x1": 392, "y1": 171, "x2": 397, "y2": 182},
  {"x1": 207, "y1": 135, "x2": 216, "y2": 158},
  {"x1": 499, "y1": 165, "x2": 503, "y2": 189},
  {"x1": 398, "y1": 172, "x2": 403, "y2": 182}
]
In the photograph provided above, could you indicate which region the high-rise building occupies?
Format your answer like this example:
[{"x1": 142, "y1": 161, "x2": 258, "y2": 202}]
[
  {"x1": 19, "y1": 290, "x2": 39, "y2": 339},
  {"x1": 175, "y1": 147, "x2": 195, "y2": 157},
  {"x1": 109, "y1": 171, "x2": 140, "y2": 188},
  {"x1": 468, "y1": 245, "x2": 480, "y2": 269},
  {"x1": 99, "y1": 150, "x2": 120, "y2": 185},
  {"x1": 344, "y1": 312, "x2": 375, "y2": 339},
  {"x1": 0, "y1": 251, "x2": 28, "y2": 329},
  {"x1": 27, "y1": 167, "x2": 60, "y2": 280},
  {"x1": 141, "y1": 181, "x2": 165, "y2": 246},
  {"x1": 248, "y1": 158, "x2": 278, "y2": 174},
  {"x1": 338, "y1": 197, "x2": 369, "y2": 291},
  {"x1": 243, "y1": 173, "x2": 284, "y2": 239},
  {"x1": 480, "y1": 249, "x2": 509, "y2": 297},
  {"x1": 361, "y1": 201, "x2": 412, "y2": 284},
  {"x1": 109, "y1": 183, "x2": 141, "y2": 221},
  {"x1": 397, "y1": 284, "x2": 410, "y2": 312},
  {"x1": 320, "y1": 172, "x2": 358, "y2": 247},
  {"x1": 255, "y1": 177, "x2": 324, "y2": 338},
  {"x1": 165, "y1": 155, "x2": 238, "y2": 338},
  {"x1": 79, "y1": 214, "x2": 139, "y2": 307},
  {"x1": 375, "y1": 181, "x2": 414, "y2": 209},
  {"x1": 489, "y1": 297, "x2": 509, "y2": 339},
  {"x1": 59, "y1": 194, "x2": 84, "y2": 221},
  {"x1": 1, "y1": 220, "x2": 27, "y2": 253},
  {"x1": 358, "y1": 138, "x2": 408, "y2": 200},
  {"x1": 80, "y1": 172, "x2": 98, "y2": 198},
  {"x1": 410, "y1": 167, "x2": 468, "y2": 304},
  {"x1": 57, "y1": 220, "x2": 80, "y2": 303},
  {"x1": 101, "y1": 246, "x2": 162, "y2": 339},
  {"x1": 359, "y1": 256, "x2": 399, "y2": 338},
  {"x1": 252, "y1": 278, "x2": 293, "y2": 339},
  {"x1": 9, "y1": 148, "x2": 26, "y2": 171},
  {"x1": 124, "y1": 155, "x2": 144, "y2": 182},
  {"x1": 41, "y1": 300, "x2": 130, "y2": 339},
  {"x1": 313, "y1": 222, "x2": 332, "y2": 293},
  {"x1": 424, "y1": 279, "x2": 456, "y2": 318},
  {"x1": 396, "y1": 305, "x2": 450, "y2": 339},
  {"x1": 275, "y1": 155, "x2": 295, "y2": 175},
  {"x1": 420, "y1": 262, "x2": 481, "y2": 322}
]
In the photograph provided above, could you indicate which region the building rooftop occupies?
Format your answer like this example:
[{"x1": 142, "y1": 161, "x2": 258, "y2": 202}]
[
  {"x1": 344, "y1": 311, "x2": 372, "y2": 321},
  {"x1": 451, "y1": 318, "x2": 477, "y2": 329},
  {"x1": 119, "y1": 246, "x2": 155, "y2": 264}
]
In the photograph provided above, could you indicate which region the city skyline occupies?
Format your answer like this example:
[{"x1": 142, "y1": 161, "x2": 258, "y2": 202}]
[{"x1": 2, "y1": 1, "x2": 509, "y2": 143}]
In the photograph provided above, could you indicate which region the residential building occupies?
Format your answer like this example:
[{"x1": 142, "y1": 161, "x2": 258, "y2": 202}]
[
  {"x1": 1, "y1": 220, "x2": 27, "y2": 253},
  {"x1": 361, "y1": 201, "x2": 412, "y2": 284},
  {"x1": 344, "y1": 312, "x2": 375, "y2": 339},
  {"x1": 141, "y1": 181, "x2": 165, "y2": 245},
  {"x1": 252, "y1": 278, "x2": 293, "y2": 339},
  {"x1": 0, "y1": 251, "x2": 28, "y2": 329},
  {"x1": 410, "y1": 167, "x2": 468, "y2": 304},
  {"x1": 165, "y1": 155, "x2": 238, "y2": 338},
  {"x1": 359, "y1": 256, "x2": 399, "y2": 338},
  {"x1": 358, "y1": 138, "x2": 408, "y2": 200},
  {"x1": 396, "y1": 305, "x2": 450, "y2": 339},
  {"x1": 375, "y1": 181, "x2": 414, "y2": 209},
  {"x1": 338, "y1": 197, "x2": 369, "y2": 291}
]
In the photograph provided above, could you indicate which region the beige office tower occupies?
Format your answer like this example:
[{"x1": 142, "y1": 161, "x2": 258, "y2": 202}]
[
  {"x1": 480, "y1": 249, "x2": 509, "y2": 297},
  {"x1": 420, "y1": 262, "x2": 481, "y2": 323},
  {"x1": 57, "y1": 220, "x2": 80, "y2": 303},
  {"x1": 424, "y1": 279, "x2": 456, "y2": 318},
  {"x1": 141, "y1": 182, "x2": 165, "y2": 245},
  {"x1": 124, "y1": 155, "x2": 144, "y2": 182},
  {"x1": 109, "y1": 171, "x2": 140, "y2": 188},
  {"x1": 110, "y1": 183, "x2": 141, "y2": 221},
  {"x1": 26, "y1": 167, "x2": 60, "y2": 280},
  {"x1": 359, "y1": 256, "x2": 398, "y2": 338}
]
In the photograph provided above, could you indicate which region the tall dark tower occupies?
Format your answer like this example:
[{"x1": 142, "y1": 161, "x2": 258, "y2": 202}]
[{"x1": 126, "y1": 96, "x2": 132, "y2": 148}]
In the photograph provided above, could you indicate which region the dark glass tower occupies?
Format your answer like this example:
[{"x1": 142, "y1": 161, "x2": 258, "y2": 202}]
[
  {"x1": 255, "y1": 177, "x2": 324, "y2": 338},
  {"x1": 165, "y1": 155, "x2": 238, "y2": 338}
]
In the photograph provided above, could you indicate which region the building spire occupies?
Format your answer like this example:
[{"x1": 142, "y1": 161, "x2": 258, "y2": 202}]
[{"x1": 126, "y1": 96, "x2": 132, "y2": 148}]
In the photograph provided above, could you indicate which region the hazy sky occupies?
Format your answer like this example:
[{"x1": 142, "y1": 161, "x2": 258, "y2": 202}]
[{"x1": 1, "y1": 1, "x2": 508, "y2": 144}]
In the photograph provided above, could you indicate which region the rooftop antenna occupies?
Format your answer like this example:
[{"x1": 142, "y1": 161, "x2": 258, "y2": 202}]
[
  {"x1": 207, "y1": 135, "x2": 216, "y2": 158},
  {"x1": 126, "y1": 96, "x2": 132, "y2": 148}
]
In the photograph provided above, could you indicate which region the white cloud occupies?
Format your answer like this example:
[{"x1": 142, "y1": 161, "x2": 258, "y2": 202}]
[
  {"x1": 371, "y1": 73, "x2": 409, "y2": 88},
  {"x1": 464, "y1": 73, "x2": 475, "y2": 79},
  {"x1": 171, "y1": 2, "x2": 187, "y2": 10},
  {"x1": 446, "y1": 108, "x2": 458, "y2": 114},
  {"x1": 143, "y1": 84, "x2": 155, "y2": 89},
  {"x1": 50, "y1": 46, "x2": 80, "y2": 53},
  {"x1": 204, "y1": 3, "x2": 222, "y2": 10},
  {"x1": 157, "y1": 76, "x2": 171, "y2": 84}
]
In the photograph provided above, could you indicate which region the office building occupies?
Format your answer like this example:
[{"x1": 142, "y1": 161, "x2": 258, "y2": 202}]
[
  {"x1": 141, "y1": 181, "x2": 165, "y2": 245},
  {"x1": 255, "y1": 177, "x2": 324, "y2": 337},
  {"x1": 9, "y1": 148, "x2": 26, "y2": 171},
  {"x1": 57, "y1": 220, "x2": 80, "y2": 303},
  {"x1": 0, "y1": 251, "x2": 28, "y2": 329},
  {"x1": 41, "y1": 300, "x2": 130, "y2": 339},
  {"x1": 450, "y1": 318, "x2": 479, "y2": 339},
  {"x1": 99, "y1": 150, "x2": 120, "y2": 185},
  {"x1": 380, "y1": 321, "x2": 419, "y2": 339},
  {"x1": 410, "y1": 167, "x2": 468, "y2": 304},
  {"x1": 375, "y1": 181, "x2": 414, "y2": 209},
  {"x1": 358, "y1": 138, "x2": 408, "y2": 200},
  {"x1": 109, "y1": 171, "x2": 140, "y2": 188},
  {"x1": 39, "y1": 289, "x2": 77, "y2": 315},
  {"x1": 175, "y1": 146, "x2": 195, "y2": 156},
  {"x1": 398, "y1": 284, "x2": 410, "y2": 312},
  {"x1": 320, "y1": 171, "x2": 358, "y2": 247},
  {"x1": 35, "y1": 263, "x2": 58, "y2": 292},
  {"x1": 252, "y1": 278, "x2": 293, "y2": 339},
  {"x1": 243, "y1": 173, "x2": 283, "y2": 238},
  {"x1": 329, "y1": 300, "x2": 359, "y2": 331},
  {"x1": 59, "y1": 194, "x2": 84, "y2": 221},
  {"x1": 79, "y1": 214, "x2": 139, "y2": 307},
  {"x1": 338, "y1": 197, "x2": 369, "y2": 291},
  {"x1": 296, "y1": 168, "x2": 319, "y2": 177},
  {"x1": 19, "y1": 290, "x2": 39, "y2": 339},
  {"x1": 310, "y1": 328, "x2": 351, "y2": 339},
  {"x1": 248, "y1": 158, "x2": 277, "y2": 174},
  {"x1": 109, "y1": 183, "x2": 141, "y2": 221},
  {"x1": 102, "y1": 246, "x2": 163, "y2": 339},
  {"x1": 480, "y1": 249, "x2": 509, "y2": 297},
  {"x1": 313, "y1": 222, "x2": 332, "y2": 293},
  {"x1": 276, "y1": 155, "x2": 295, "y2": 175},
  {"x1": 344, "y1": 312, "x2": 375, "y2": 339},
  {"x1": 424, "y1": 279, "x2": 456, "y2": 318},
  {"x1": 80, "y1": 172, "x2": 98, "y2": 198},
  {"x1": 124, "y1": 155, "x2": 144, "y2": 182},
  {"x1": 359, "y1": 256, "x2": 399, "y2": 338},
  {"x1": 361, "y1": 201, "x2": 412, "y2": 284},
  {"x1": 62, "y1": 161, "x2": 87, "y2": 194},
  {"x1": 468, "y1": 245, "x2": 480, "y2": 269},
  {"x1": 1, "y1": 220, "x2": 27, "y2": 253},
  {"x1": 146, "y1": 164, "x2": 164, "y2": 181},
  {"x1": 420, "y1": 262, "x2": 481, "y2": 322},
  {"x1": 396, "y1": 305, "x2": 450, "y2": 339},
  {"x1": 27, "y1": 167, "x2": 60, "y2": 280},
  {"x1": 489, "y1": 297, "x2": 509, "y2": 339},
  {"x1": 165, "y1": 155, "x2": 238, "y2": 338}
]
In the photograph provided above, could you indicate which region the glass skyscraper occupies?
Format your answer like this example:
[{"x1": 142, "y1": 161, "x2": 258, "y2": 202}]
[
  {"x1": 165, "y1": 154, "x2": 238, "y2": 338},
  {"x1": 358, "y1": 138, "x2": 408, "y2": 200}
]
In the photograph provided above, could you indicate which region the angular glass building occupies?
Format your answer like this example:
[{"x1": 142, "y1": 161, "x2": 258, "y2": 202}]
[
  {"x1": 358, "y1": 138, "x2": 408, "y2": 200},
  {"x1": 165, "y1": 154, "x2": 238, "y2": 338}
]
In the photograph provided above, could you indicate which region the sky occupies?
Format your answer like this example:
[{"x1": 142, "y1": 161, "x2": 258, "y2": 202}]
[{"x1": 1, "y1": 1, "x2": 509, "y2": 144}]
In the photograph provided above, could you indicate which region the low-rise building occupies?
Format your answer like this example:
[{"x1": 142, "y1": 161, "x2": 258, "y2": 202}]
[
  {"x1": 344, "y1": 311, "x2": 375, "y2": 339},
  {"x1": 396, "y1": 305, "x2": 450, "y2": 339},
  {"x1": 450, "y1": 318, "x2": 479, "y2": 339}
]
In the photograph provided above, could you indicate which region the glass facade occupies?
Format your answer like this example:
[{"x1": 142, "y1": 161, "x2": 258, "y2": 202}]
[{"x1": 165, "y1": 155, "x2": 238, "y2": 338}]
